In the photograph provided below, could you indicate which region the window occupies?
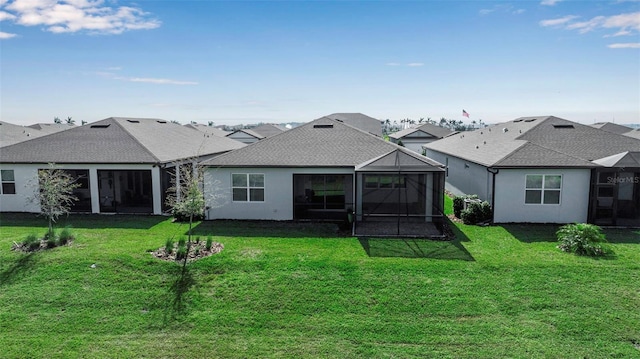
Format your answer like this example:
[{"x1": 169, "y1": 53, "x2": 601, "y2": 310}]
[
  {"x1": 1, "y1": 170, "x2": 16, "y2": 194},
  {"x1": 525, "y1": 174, "x2": 561, "y2": 204},
  {"x1": 232, "y1": 173, "x2": 264, "y2": 202},
  {"x1": 364, "y1": 175, "x2": 406, "y2": 189}
]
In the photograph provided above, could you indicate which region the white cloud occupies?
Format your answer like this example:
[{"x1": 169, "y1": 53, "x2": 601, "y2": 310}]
[
  {"x1": 541, "y1": 11, "x2": 640, "y2": 36},
  {"x1": 608, "y1": 42, "x2": 640, "y2": 48},
  {"x1": 386, "y1": 62, "x2": 401, "y2": 66},
  {"x1": 0, "y1": 10, "x2": 16, "y2": 20},
  {"x1": 0, "y1": 30, "x2": 17, "y2": 38},
  {"x1": 539, "y1": 15, "x2": 579, "y2": 27},
  {"x1": 123, "y1": 77, "x2": 198, "y2": 85},
  {"x1": 407, "y1": 63, "x2": 424, "y2": 67},
  {"x1": 1, "y1": 0, "x2": 160, "y2": 35},
  {"x1": 541, "y1": 0, "x2": 562, "y2": 6},
  {"x1": 386, "y1": 62, "x2": 423, "y2": 67}
]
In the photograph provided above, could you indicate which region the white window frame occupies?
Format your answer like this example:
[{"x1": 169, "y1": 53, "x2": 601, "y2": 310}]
[
  {"x1": 232, "y1": 173, "x2": 265, "y2": 202},
  {"x1": 1, "y1": 169, "x2": 16, "y2": 195},
  {"x1": 525, "y1": 174, "x2": 562, "y2": 205}
]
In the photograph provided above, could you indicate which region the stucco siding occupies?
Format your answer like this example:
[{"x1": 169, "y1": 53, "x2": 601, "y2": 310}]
[
  {"x1": 205, "y1": 167, "x2": 354, "y2": 220},
  {"x1": 425, "y1": 150, "x2": 492, "y2": 201},
  {"x1": 493, "y1": 168, "x2": 591, "y2": 223}
]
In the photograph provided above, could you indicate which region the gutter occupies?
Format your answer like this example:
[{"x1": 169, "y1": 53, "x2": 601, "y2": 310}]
[{"x1": 486, "y1": 167, "x2": 499, "y2": 224}]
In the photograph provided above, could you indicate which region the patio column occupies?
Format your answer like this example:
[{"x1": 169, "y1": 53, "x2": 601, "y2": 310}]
[{"x1": 89, "y1": 168, "x2": 100, "y2": 214}]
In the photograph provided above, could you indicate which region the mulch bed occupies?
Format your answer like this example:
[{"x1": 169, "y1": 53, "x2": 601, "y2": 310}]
[{"x1": 152, "y1": 240, "x2": 224, "y2": 262}]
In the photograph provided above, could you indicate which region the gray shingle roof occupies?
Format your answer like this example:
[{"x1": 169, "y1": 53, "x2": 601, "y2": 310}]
[
  {"x1": 389, "y1": 123, "x2": 454, "y2": 140},
  {"x1": 1, "y1": 121, "x2": 46, "y2": 147},
  {"x1": 424, "y1": 116, "x2": 640, "y2": 168},
  {"x1": 250, "y1": 124, "x2": 287, "y2": 137},
  {"x1": 589, "y1": 122, "x2": 633, "y2": 135},
  {"x1": 184, "y1": 123, "x2": 230, "y2": 137},
  {"x1": 0, "y1": 117, "x2": 245, "y2": 164},
  {"x1": 203, "y1": 117, "x2": 431, "y2": 168},
  {"x1": 27, "y1": 123, "x2": 76, "y2": 134},
  {"x1": 325, "y1": 113, "x2": 382, "y2": 136},
  {"x1": 624, "y1": 128, "x2": 640, "y2": 140}
]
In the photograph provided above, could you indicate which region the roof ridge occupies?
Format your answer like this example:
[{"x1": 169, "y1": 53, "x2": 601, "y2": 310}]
[
  {"x1": 109, "y1": 118, "x2": 162, "y2": 163},
  {"x1": 494, "y1": 141, "x2": 596, "y2": 167}
]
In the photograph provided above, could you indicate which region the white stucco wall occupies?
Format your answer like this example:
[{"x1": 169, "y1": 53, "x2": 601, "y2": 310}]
[
  {"x1": 425, "y1": 150, "x2": 493, "y2": 201},
  {"x1": 493, "y1": 168, "x2": 591, "y2": 223},
  {"x1": 0, "y1": 163, "x2": 162, "y2": 214},
  {"x1": 205, "y1": 167, "x2": 354, "y2": 220}
]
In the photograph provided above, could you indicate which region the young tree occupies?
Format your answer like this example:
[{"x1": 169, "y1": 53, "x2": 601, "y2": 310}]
[
  {"x1": 166, "y1": 161, "x2": 206, "y2": 269},
  {"x1": 28, "y1": 164, "x2": 79, "y2": 239}
]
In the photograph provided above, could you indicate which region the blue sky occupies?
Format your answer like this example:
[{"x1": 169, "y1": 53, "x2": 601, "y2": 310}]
[{"x1": 1, "y1": 0, "x2": 639, "y2": 126}]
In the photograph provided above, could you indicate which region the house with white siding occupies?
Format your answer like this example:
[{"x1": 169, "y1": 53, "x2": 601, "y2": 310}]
[
  {"x1": 203, "y1": 116, "x2": 446, "y2": 237},
  {"x1": 424, "y1": 116, "x2": 640, "y2": 226},
  {"x1": 0, "y1": 117, "x2": 244, "y2": 215}
]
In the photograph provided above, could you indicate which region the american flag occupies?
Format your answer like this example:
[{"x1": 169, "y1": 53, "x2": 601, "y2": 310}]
[{"x1": 462, "y1": 110, "x2": 469, "y2": 118}]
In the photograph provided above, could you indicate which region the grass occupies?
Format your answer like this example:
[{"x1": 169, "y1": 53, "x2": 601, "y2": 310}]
[{"x1": 0, "y1": 209, "x2": 639, "y2": 358}]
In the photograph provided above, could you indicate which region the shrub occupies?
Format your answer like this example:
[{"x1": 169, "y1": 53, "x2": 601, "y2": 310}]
[
  {"x1": 460, "y1": 201, "x2": 492, "y2": 225},
  {"x1": 557, "y1": 223, "x2": 610, "y2": 256},
  {"x1": 176, "y1": 246, "x2": 187, "y2": 261},
  {"x1": 453, "y1": 196, "x2": 465, "y2": 218},
  {"x1": 206, "y1": 236, "x2": 213, "y2": 251},
  {"x1": 178, "y1": 237, "x2": 186, "y2": 247},
  {"x1": 58, "y1": 226, "x2": 73, "y2": 245},
  {"x1": 165, "y1": 238, "x2": 174, "y2": 254},
  {"x1": 23, "y1": 234, "x2": 41, "y2": 251}
]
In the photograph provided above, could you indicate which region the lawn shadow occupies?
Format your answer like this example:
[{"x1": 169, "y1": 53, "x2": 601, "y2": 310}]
[
  {"x1": 189, "y1": 220, "x2": 347, "y2": 239},
  {"x1": 0, "y1": 213, "x2": 167, "y2": 230},
  {"x1": 0, "y1": 252, "x2": 38, "y2": 287},
  {"x1": 169, "y1": 265, "x2": 196, "y2": 315},
  {"x1": 358, "y1": 220, "x2": 474, "y2": 261},
  {"x1": 503, "y1": 224, "x2": 558, "y2": 243},
  {"x1": 503, "y1": 223, "x2": 640, "y2": 244}
]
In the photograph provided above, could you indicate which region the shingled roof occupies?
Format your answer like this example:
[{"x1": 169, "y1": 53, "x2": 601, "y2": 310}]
[
  {"x1": 389, "y1": 123, "x2": 454, "y2": 140},
  {"x1": 325, "y1": 113, "x2": 382, "y2": 136},
  {"x1": 0, "y1": 121, "x2": 46, "y2": 147},
  {"x1": 203, "y1": 116, "x2": 442, "y2": 168},
  {"x1": 589, "y1": 122, "x2": 633, "y2": 135},
  {"x1": 0, "y1": 117, "x2": 245, "y2": 164},
  {"x1": 424, "y1": 116, "x2": 640, "y2": 168}
]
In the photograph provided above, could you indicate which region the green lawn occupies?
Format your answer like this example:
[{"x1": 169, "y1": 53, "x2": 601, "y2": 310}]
[{"x1": 1, "y1": 211, "x2": 639, "y2": 359}]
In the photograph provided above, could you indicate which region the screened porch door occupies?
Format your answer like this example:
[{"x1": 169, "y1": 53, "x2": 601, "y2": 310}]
[{"x1": 293, "y1": 174, "x2": 353, "y2": 220}]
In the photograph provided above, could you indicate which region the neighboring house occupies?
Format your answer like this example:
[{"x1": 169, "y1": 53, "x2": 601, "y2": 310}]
[
  {"x1": 0, "y1": 117, "x2": 245, "y2": 215},
  {"x1": 27, "y1": 123, "x2": 76, "y2": 135},
  {"x1": 624, "y1": 129, "x2": 640, "y2": 140},
  {"x1": 202, "y1": 116, "x2": 446, "y2": 237},
  {"x1": 424, "y1": 116, "x2": 640, "y2": 226},
  {"x1": 589, "y1": 122, "x2": 633, "y2": 135},
  {"x1": 0, "y1": 121, "x2": 46, "y2": 147},
  {"x1": 225, "y1": 124, "x2": 286, "y2": 144},
  {"x1": 324, "y1": 113, "x2": 383, "y2": 136},
  {"x1": 389, "y1": 123, "x2": 454, "y2": 154},
  {"x1": 184, "y1": 123, "x2": 231, "y2": 137}
]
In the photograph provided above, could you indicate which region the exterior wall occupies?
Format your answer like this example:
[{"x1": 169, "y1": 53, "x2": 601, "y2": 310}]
[
  {"x1": 396, "y1": 138, "x2": 438, "y2": 154},
  {"x1": 0, "y1": 163, "x2": 162, "y2": 214},
  {"x1": 425, "y1": 150, "x2": 492, "y2": 201},
  {"x1": 493, "y1": 168, "x2": 591, "y2": 223},
  {"x1": 205, "y1": 167, "x2": 354, "y2": 220}
]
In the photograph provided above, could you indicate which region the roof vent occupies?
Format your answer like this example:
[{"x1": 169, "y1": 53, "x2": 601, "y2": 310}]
[
  {"x1": 553, "y1": 124, "x2": 574, "y2": 129},
  {"x1": 127, "y1": 119, "x2": 140, "y2": 123},
  {"x1": 90, "y1": 124, "x2": 111, "y2": 128},
  {"x1": 313, "y1": 124, "x2": 333, "y2": 129},
  {"x1": 524, "y1": 118, "x2": 537, "y2": 122},
  {"x1": 514, "y1": 119, "x2": 523, "y2": 123},
  {"x1": 156, "y1": 120, "x2": 167, "y2": 124},
  {"x1": 503, "y1": 128, "x2": 509, "y2": 133}
]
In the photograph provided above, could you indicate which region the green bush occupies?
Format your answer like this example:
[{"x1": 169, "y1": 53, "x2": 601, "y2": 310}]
[
  {"x1": 178, "y1": 237, "x2": 186, "y2": 247},
  {"x1": 461, "y1": 201, "x2": 492, "y2": 225},
  {"x1": 23, "y1": 234, "x2": 41, "y2": 251},
  {"x1": 557, "y1": 223, "x2": 610, "y2": 256},
  {"x1": 58, "y1": 226, "x2": 73, "y2": 245},
  {"x1": 176, "y1": 246, "x2": 187, "y2": 261},
  {"x1": 206, "y1": 236, "x2": 213, "y2": 251},
  {"x1": 165, "y1": 238, "x2": 174, "y2": 254},
  {"x1": 453, "y1": 196, "x2": 465, "y2": 218}
]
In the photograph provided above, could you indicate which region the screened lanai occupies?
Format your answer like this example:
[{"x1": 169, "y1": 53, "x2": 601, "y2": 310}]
[{"x1": 354, "y1": 149, "x2": 446, "y2": 238}]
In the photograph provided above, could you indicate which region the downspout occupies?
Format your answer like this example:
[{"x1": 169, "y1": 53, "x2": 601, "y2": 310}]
[{"x1": 487, "y1": 167, "x2": 499, "y2": 224}]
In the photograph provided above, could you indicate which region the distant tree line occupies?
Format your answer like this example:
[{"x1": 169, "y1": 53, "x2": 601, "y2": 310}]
[{"x1": 382, "y1": 117, "x2": 486, "y2": 135}]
